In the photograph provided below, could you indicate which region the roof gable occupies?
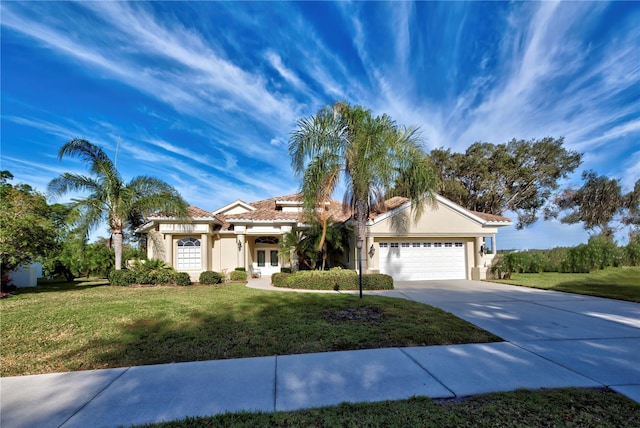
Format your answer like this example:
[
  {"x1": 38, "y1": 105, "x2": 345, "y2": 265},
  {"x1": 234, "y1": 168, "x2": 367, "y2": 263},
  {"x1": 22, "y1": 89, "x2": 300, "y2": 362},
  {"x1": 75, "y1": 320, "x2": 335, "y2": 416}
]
[
  {"x1": 212, "y1": 199, "x2": 256, "y2": 216},
  {"x1": 368, "y1": 194, "x2": 512, "y2": 228}
]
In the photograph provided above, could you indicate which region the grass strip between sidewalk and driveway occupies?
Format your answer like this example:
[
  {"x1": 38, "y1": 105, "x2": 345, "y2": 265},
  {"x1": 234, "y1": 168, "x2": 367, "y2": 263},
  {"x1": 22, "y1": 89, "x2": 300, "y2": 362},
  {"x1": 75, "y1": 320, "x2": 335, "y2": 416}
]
[
  {"x1": 489, "y1": 267, "x2": 640, "y2": 302},
  {"x1": 133, "y1": 388, "x2": 640, "y2": 428},
  {"x1": 1, "y1": 280, "x2": 500, "y2": 376}
]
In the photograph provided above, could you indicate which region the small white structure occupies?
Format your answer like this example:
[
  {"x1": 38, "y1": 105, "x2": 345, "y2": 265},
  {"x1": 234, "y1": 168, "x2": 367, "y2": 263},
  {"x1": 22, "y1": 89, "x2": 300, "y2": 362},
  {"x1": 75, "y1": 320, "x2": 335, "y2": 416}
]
[{"x1": 7, "y1": 263, "x2": 43, "y2": 287}]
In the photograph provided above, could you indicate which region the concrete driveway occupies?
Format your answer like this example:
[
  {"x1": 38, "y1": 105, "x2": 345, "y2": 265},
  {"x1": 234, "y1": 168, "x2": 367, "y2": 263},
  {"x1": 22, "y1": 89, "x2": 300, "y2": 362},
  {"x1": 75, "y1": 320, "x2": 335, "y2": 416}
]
[{"x1": 384, "y1": 279, "x2": 640, "y2": 401}]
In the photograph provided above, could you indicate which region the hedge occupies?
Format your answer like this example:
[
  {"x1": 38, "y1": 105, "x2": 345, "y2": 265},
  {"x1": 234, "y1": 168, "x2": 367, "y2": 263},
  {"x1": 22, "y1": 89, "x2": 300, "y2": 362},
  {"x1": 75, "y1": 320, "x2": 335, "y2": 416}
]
[
  {"x1": 491, "y1": 235, "x2": 639, "y2": 276},
  {"x1": 271, "y1": 268, "x2": 393, "y2": 291},
  {"x1": 229, "y1": 270, "x2": 247, "y2": 281},
  {"x1": 108, "y1": 269, "x2": 191, "y2": 286},
  {"x1": 199, "y1": 271, "x2": 225, "y2": 285}
]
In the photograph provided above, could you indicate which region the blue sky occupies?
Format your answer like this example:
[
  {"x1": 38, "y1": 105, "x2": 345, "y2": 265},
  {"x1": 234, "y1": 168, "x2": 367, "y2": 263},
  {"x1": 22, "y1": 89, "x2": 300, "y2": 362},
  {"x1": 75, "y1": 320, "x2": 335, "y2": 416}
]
[{"x1": 1, "y1": 1, "x2": 639, "y2": 249}]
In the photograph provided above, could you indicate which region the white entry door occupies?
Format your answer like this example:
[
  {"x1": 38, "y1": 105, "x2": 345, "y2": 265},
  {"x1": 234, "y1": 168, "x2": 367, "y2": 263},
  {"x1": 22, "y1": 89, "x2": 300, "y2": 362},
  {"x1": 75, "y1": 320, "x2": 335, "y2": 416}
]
[{"x1": 378, "y1": 241, "x2": 466, "y2": 280}]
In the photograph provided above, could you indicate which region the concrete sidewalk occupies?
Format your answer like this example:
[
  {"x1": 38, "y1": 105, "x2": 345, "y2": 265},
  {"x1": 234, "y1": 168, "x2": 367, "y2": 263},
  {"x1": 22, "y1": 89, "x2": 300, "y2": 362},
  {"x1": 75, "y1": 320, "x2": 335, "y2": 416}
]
[{"x1": 1, "y1": 279, "x2": 639, "y2": 427}]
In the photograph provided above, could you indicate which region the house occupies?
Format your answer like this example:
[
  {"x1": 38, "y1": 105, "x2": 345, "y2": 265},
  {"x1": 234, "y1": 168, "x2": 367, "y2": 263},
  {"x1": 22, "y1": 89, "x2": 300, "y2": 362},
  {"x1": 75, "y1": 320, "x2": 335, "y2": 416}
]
[
  {"x1": 136, "y1": 193, "x2": 512, "y2": 281},
  {"x1": 5, "y1": 262, "x2": 43, "y2": 287}
]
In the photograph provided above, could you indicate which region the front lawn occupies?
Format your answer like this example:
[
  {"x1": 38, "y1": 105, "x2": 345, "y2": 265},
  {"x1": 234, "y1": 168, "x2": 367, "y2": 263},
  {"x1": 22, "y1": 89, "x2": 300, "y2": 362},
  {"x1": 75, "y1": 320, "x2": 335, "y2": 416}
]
[
  {"x1": 135, "y1": 388, "x2": 640, "y2": 427},
  {"x1": 490, "y1": 267, "x2": 640, "y2": 302},
  {"x1": 0, "y1": 280, "x2": 500, "y2": 376}
]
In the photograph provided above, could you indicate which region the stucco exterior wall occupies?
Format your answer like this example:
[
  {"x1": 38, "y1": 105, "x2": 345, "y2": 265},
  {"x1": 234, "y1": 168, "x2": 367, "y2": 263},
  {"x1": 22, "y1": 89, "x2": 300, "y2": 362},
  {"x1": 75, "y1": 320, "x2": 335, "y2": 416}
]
[{"x1": 368, "y1": 202, "x2": 496, "y2": 237}]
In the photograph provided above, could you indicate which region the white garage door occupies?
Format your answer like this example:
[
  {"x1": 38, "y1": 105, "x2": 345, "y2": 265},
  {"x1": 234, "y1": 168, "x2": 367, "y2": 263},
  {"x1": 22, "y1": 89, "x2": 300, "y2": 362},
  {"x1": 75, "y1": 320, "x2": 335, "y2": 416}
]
[{"x1": 378, "y1": 241, "x2": 466, "y2": 281}]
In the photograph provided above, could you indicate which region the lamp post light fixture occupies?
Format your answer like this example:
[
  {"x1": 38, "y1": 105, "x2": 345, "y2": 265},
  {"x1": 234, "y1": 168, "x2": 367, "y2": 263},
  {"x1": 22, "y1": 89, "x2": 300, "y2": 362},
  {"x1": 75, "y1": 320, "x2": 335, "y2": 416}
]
[{"x1": 356, "y1": 237, "x2": 363, "y2": 299}]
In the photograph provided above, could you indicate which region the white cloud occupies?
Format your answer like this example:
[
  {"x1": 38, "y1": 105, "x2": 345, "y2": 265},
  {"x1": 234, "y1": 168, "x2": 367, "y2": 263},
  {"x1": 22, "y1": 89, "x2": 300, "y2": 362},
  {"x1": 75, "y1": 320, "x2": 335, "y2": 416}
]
[{"x1": 265, "y1": 50, "x2": 305, "y2": 90}]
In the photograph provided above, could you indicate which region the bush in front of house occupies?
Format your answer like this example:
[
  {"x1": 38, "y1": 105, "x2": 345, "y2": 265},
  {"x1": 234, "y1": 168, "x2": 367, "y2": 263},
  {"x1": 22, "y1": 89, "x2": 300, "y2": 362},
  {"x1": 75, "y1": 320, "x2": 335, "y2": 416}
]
[
  {"x1": 109, "y1": 270, "x2": 137, "y2": 286},
  {"x1": 229, "y1": 270, "x2": 247, "y2": 281},
  {"x1": 199, "y1": 271, "x2": 225, "y2": 285},
  {"x1": 173, "y1": 272, "x2": 191, "y2": 286},
  {"x1": 361, "y1": 273, "x2": 394, "y2": 290},
  {"x1": 271, "y1": 272, "x2": 291, "y2": 287},
  {"x1": 272, "y1": 268, "x2": 394, "y2": 291},
  {"x1": 234, "y1": 267, "x2": 246, "y2": 272},
  {"x1": 109, "y1": 267, "x2": 191, "y2": 286}
]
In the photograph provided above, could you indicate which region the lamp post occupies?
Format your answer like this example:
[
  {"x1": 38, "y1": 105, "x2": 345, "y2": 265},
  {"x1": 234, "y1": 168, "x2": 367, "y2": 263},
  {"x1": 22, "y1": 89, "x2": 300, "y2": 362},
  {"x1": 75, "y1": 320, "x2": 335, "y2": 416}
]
[{"x1": 356, "y1": 237, "x2": 363, "y2": 298}]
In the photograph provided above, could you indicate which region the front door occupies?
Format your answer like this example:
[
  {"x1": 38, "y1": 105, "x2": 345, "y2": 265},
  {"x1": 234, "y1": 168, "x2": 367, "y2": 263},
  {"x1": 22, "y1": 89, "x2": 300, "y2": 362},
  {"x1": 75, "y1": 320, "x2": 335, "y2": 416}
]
[{"x1": 255, "y1": 248, "x2": 280, "y2": 276}]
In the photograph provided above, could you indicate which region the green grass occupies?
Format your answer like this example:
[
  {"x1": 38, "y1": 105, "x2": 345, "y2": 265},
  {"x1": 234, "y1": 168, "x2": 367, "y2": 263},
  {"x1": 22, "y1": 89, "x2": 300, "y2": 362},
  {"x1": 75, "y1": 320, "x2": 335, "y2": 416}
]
[
  {"x1": 490, "y1": 267, "x2": 640, "y2": 302},
  {"x1": 0, "y1": 279, "x2": 500, "y2": 376},
  {"x1": 133, "y1": 388, "x2": 640, "y2": 427}
]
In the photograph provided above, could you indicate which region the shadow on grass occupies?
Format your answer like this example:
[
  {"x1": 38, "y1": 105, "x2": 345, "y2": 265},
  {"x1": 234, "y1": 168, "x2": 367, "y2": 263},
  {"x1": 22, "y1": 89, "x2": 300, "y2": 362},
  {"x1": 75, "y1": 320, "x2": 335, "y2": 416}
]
[
  {"x1": 553, "y1": 278, "x2": 640, "y2": 303},
  {"x1": 14, "y1": 278, "x2": 110, "y2": 295},
  {"x1": 54, "y1": 291, "x2": 501, "y2": 372}
]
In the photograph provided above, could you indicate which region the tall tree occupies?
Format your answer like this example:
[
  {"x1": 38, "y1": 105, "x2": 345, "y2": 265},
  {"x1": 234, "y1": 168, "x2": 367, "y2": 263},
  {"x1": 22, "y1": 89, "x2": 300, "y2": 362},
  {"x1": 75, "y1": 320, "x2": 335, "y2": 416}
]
[
  {"x1": 428, "y1": 137, "x2": 582, "y2": 228},
  {"x1": 48, "y1": 139, "x2": 189, "y2": 270},
  {"x1": 289, "y1": 102, "x2": 438, "y2": 272},
  {"x1": 0, "y1": 171, "x2": 58, "y2": 273},
  {"x1": 545, "y1": 170, "x2": 640, "y2": 237}
]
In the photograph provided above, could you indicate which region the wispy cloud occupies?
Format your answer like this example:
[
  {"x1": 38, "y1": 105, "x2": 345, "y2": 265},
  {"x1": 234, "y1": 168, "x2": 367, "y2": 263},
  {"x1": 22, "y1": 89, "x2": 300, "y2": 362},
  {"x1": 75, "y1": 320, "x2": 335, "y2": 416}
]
[{"x1": 2, "y1": 1, "x2": 637, "y2": 231}]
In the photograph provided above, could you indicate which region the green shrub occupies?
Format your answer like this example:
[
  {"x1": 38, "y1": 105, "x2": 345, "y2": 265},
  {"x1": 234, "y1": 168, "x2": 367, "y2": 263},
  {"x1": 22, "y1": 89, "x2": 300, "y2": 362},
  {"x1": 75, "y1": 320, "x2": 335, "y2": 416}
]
[
  {"x1": 234, "y1": 267, "x2": 246, "y2": 272},
  {"x1": 229, "y1": 270, "x2": 247, "y2": 281},
  {"x1": 280, "y1": 267, "x2": 292, "y2": 273},
  {"x1": 544, "y1": 247, "x2": 569, "y2": 272},
  {"x1": 561, "y1": 236, "x2": 623, "y2": 273},
  {"x1": 172, "y1": 272, "x2": 191, "y2": 286},
  {"x1": 626, "y1": 235, "x2": 640, "y2": 266},
  {"x1": 271, "y1": 272, "x2": 291, "y2": 287},
  {"x1": 108, "y1": 270, "x2": 136, "y2": 286},
  {"x1": 272, "y1": 268, "x2": 393, "y2": 291},
  {"x1": 502, "y1": 251, "x2": 552, "y2": 273},
  {"x1": 361, "y1": 274, "x2": 394, "y2": 290},
  {"x1": 199, "y1": 271, "x2": 225, "y2": 285}
]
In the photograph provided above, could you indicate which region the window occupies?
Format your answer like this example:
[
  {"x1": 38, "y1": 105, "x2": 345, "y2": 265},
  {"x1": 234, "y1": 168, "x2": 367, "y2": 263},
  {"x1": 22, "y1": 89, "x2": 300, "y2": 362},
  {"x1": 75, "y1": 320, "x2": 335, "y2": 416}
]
[
  {"x1": 445, "y1": 242, "x2": 453, "y2": 248},
  {"x1": 270, "y1": 250, "x2": 278, "y2": 266},
  {"x1": 412, "y1": 243, "x2": 421, "y2": 247},
  {"x1": 177, "y1": 237, "x2": 201, "y2": 269},
  {"x1": 401, "y1": 243, "x2": 410, "y2": 248},
  {"x1": 255, "y1": 236, "x2": 279, "y2": 245},
  {"x1": 434, "y1": 243, "x2": 442, "y2": 248},
  {"x1": 390, "y1": 243, "x2": 399, "y2": 248},
  {"x1": 455, "y1": 242, "x2": 464, "y2": 247},
  {"x1": 379, "y1": 243, "x2": 389, "y2": 248},
  {"x1": 423, "y1": 243, "x2": 431, "y2": 247},
  {"x1": 257, "y1": 250, "x2": 266, "y2": 267}
]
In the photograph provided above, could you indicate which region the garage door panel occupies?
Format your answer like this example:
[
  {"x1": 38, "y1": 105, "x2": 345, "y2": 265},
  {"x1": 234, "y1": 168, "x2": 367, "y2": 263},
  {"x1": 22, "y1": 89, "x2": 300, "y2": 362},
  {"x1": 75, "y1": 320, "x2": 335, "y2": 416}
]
[{"x1": 379, "y1": 241, "x2": 466, "y2": 281}]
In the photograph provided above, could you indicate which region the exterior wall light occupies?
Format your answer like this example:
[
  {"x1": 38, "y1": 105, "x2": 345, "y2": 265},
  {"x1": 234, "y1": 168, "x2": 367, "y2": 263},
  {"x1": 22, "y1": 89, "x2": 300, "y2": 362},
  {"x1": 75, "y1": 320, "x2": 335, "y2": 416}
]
[
  {"x1": 237, "y1": 240, "x2": 242, "y2": 251},
  {"x1": 369, "y1": 244, "x2": 375, "y2": 258}
]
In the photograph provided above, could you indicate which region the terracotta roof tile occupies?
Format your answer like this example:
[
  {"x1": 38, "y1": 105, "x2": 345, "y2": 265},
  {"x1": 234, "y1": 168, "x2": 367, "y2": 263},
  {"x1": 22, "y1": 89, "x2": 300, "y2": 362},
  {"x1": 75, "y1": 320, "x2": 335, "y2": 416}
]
[
  {"x1": 469, "y1": 210, "x2": 511, "y2": 223},
  {"x1": 187, "y1": 206, "x2": 213, "y2": 218},
  {"x1": 249, "y1": 193, "x2": 304, "y2": 210},
  {"x1": 225, "y1": 211, "x2": 302, "y2": 222}
]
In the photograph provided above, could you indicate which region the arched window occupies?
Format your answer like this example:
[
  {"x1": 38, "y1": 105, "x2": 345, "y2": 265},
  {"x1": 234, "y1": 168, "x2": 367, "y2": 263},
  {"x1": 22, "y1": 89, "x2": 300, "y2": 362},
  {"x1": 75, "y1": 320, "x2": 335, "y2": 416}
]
[
  {"x1": 255, "y1": 236, "x2": 279, "y2": 245},
  {"x1": 176, "y1": 237, "x2": 201, "y2": 269}
]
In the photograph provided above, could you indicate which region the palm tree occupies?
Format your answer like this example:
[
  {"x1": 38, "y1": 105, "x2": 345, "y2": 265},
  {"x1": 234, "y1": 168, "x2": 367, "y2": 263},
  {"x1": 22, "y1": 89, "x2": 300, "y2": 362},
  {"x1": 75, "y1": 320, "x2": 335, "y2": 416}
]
[
  {"x1": 48, "y1": 139, "x2": 189, "y2": 270},
  {"x1": 289, "y1": 102, "x2": 438, "y2": 273}
]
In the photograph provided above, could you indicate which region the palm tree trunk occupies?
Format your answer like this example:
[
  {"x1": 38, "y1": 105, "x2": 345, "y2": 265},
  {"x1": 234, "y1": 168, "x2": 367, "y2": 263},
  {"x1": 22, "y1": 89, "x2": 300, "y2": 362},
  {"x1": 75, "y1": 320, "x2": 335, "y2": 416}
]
[
  {"x1": 113, "y1": 232, "x2": 124, "y2": 270},
  {"x1": 357, "y1": 200, "x2": 368, "y2": 274}
]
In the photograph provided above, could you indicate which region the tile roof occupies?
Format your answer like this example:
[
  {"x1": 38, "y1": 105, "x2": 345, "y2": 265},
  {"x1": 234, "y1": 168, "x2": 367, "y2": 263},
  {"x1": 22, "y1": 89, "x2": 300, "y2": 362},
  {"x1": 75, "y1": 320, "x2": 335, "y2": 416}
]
[
  {"x1": 148, "y1": 193, "x2": 509, "y2": 227},
  {"x1": 469, "y1": 210, "x2": 511, "y2": 223},
  {"x1": 187, "y1": 206, "x2": 214, "y2": 218},
  {"x1": 249, "y1": 193, "x2": 304, "y2": 210},
  {"x1": 225, "y1": 193, "x2": 352, "y2": 223}
]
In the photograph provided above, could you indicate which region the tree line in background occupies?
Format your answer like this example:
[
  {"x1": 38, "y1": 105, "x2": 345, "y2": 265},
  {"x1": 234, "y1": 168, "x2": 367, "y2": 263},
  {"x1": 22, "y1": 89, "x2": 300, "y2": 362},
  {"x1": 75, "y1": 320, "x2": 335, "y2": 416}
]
[
  {"x1": 2, "y1": 102, "x2": 638, "y2": 283},
  {"x1": 492, "y1": 235, "x2": 640, "y2": 277}
]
